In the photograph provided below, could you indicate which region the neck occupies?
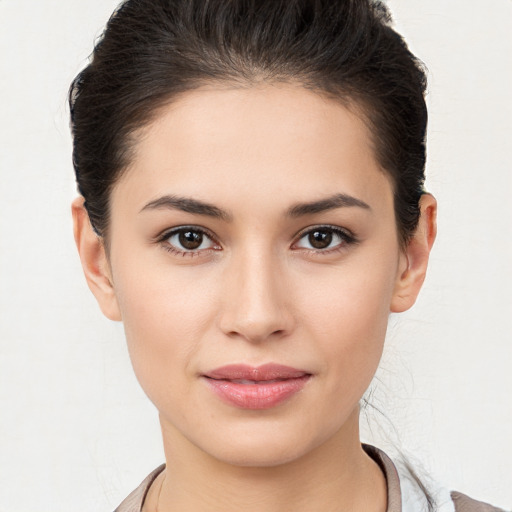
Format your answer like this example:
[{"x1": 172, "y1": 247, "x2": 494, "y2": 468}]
[{"x1": 150, "y1": 408, "x2": 387, "y2": 512}]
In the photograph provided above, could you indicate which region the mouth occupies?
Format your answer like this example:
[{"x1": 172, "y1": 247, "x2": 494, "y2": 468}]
[{"x1": 202, "y1": 364, "x2": 312, "y2": 410}]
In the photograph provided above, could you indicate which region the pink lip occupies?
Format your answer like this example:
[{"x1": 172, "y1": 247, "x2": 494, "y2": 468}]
[{"x1": 202, "y1": 364, "x2": 311, "y2": 410}]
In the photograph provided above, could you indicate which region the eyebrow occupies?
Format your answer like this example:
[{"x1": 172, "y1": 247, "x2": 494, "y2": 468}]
[
  {"x1": 286, "y1": 193, "x2": 371, "y2": 217},
  {"x1": 140, "y1": 192, "x2": 370, "y2": 220},
  {"x1": 140, "y1": 195, "x2": 232, "y2": 221}
]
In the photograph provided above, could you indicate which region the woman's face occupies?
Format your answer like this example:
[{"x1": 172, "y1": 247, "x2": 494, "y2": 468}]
[{"x1": 97, "y1": 85, "x2": 418, "y2": 467}]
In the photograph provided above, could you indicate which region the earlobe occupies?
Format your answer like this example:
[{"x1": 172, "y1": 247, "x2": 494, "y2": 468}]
[
  {"x1": 390, "y1": 193, "x2": 437, "y2": 313},
  {"x1": 71, "y1": 197, "x2": 122, "y2": 321}
]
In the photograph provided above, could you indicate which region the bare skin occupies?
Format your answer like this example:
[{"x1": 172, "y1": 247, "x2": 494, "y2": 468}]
[{"x1": 73, "y1": 84, "x2": 436, "y2": 512}]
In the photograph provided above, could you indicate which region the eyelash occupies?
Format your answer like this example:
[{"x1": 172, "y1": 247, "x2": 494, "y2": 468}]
[
  {"x1": 292, "y1": 225, "x2": 358, "y2": 254},
  {"x1": 155, "y1": 226, "x2": 220, "y2": 258},
  {"x1": 155, "y1": 225, "x2": 358, "y2": 258}
]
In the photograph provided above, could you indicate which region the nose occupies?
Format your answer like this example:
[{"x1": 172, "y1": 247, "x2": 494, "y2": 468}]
[{"x1": 218, "y1": 250, "x2": 295, "y2": 344}]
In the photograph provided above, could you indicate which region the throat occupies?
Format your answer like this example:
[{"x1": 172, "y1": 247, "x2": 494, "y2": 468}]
[{"x1": 151, "y1": 447, "x2": 387, "y2": 512}]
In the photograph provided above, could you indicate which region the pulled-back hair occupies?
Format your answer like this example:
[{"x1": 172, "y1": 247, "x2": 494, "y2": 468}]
[
  {"x1": 69, "y1": 0, "x2": 427, "y2": 243},
  {"x1": 69, "y1": 2, "x2": 434, "y2": 508}
]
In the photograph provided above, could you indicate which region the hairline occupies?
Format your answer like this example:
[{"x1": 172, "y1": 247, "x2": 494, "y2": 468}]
[{"x1": 96, "y1": 77, "x2": 406, "y2": 248}]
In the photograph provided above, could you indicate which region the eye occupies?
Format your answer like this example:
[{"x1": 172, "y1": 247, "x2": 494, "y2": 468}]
[
  {"x1": 161, "y1": 227, "x2": 220, "y2": 254},
  {"x1": 294, "y1": 226, "x2": 356, "y2": 252}
]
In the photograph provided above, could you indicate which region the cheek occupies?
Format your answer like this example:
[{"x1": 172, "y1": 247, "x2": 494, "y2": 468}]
[
  {"x1": 298, "y1": 255, "x2": 397, "y2": 396},
  {"x1": 110, "y1": 252, "x2": 220, "y2": 400},
  {"x1": 299, "y1": 250, "x2": 397, "y2": 337}
]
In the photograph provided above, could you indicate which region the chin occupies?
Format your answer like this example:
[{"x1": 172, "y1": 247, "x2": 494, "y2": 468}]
[
  {"x1": 206, "y1": 440, "x2": 311, "y2": 468},
  {"x1": 189, "y1": 419, "x2": 335, "y2": 469}
]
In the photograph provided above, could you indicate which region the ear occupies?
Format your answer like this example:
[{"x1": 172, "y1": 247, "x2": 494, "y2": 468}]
[
  {"x1": 72, "y1": 197, "x2": 122, "y2": 321},
  {"x1": 391, "y1": 193, "x2": 437, "y2": 313}
]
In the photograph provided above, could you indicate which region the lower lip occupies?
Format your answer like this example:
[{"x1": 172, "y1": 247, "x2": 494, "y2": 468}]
[{"x1": 204, "y1": 376, "x2": 311, "y2": 410}]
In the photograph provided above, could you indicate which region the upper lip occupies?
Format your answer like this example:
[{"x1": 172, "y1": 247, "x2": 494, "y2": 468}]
[{"x1": 204, "y1": 363, "x2": 310, "y2": 381}]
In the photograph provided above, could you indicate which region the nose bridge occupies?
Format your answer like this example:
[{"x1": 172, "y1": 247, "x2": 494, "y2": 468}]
[{"x1": 219, "y1": 243, "x2": 293, "y2": 342}]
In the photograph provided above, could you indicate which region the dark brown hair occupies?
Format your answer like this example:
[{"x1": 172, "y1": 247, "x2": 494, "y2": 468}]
[
  {"x1": 69, "y1": 0, "x2": 427, "y2": 244},
  {"x1": 69, "y1": 2, "x2": 434, "y2": 507}
]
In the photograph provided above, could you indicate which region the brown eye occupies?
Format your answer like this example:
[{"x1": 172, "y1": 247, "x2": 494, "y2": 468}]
[
  {"x1": 165, "y1": 227, "x2": 217, "y2": 253},
  {"x1": 179, "y1": 230, "x2": 203, "y2": 250},
  {"x1": 294, "y1": 226, "x2": 356, "y2": 252},
  {"x1": 308, "y1": 230, "x2": 333, "y2": 249}
]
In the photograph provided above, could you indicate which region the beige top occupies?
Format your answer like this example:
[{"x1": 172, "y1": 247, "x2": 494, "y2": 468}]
[{"x1": 114, "y1": 445, "x2": 506, "y2": 512}]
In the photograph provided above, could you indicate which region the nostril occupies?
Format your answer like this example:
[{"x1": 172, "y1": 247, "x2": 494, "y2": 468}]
[{"x1": 223, "y1": 325, "x2": 289, "y2": 344}]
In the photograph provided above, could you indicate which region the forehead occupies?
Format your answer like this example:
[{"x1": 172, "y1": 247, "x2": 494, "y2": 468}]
[{"x1": 113, "y1": 84, "x2": 393, "y2": 217}]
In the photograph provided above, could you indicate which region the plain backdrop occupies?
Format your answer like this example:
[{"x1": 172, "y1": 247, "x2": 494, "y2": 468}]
[{"x1": 0, "y1": 1, "x2": 511, "y2": 510}]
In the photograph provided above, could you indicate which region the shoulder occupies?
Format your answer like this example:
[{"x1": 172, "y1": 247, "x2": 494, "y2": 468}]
[
  {"x1": 451, "y1": 491, "x2": 509, "y2": 512},
  {"x1": 364, "y1": 444, "x2": 508, "y2": 512},
  {"x1": 114, "y1": 464, "x2": 165, "y2": 512}
]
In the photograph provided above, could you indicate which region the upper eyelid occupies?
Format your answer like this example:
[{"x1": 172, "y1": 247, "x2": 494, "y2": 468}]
[
  {"x1": 292, "y1": 225, "x2": 359, "y2": 253},
  {"x1": 156, "y1": 226, "x2": 221, "y2": 257},
  {"x1": 154, "y1": 224, "x2": 356, "y2": 247},
  {"x1": 155, "y1": 225, "x2": 217, "y2": 243},
  {"x1": 293, "y1": 224, "x2": 355, "y2": 239}
]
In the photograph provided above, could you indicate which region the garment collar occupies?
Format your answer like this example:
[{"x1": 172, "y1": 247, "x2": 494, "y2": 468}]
[{"x1": 115, "y1": 444, "x2": 402, "y2": 511}]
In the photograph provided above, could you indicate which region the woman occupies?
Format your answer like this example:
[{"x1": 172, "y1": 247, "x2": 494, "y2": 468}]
[{"x1": 69, "y1": 0, "x2": 505, "y2": 511}]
